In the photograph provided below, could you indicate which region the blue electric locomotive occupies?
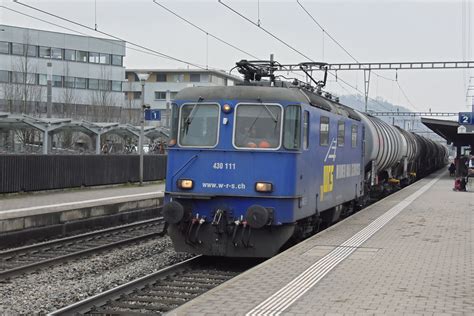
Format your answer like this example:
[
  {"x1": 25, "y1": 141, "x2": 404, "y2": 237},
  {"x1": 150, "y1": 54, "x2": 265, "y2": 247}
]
[{"x1": 162, "y1": 61, "x2": 447, "y2": 258}]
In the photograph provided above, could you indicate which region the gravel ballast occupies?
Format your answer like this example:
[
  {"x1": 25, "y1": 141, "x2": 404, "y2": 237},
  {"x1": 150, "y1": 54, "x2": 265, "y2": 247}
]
[{"x1": 0, "y1": 236, "x2": 193, "y2": 314}]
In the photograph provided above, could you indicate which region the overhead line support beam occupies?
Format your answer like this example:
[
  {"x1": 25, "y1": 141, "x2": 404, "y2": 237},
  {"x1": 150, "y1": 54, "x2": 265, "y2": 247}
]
[{"x1": 326, "y1": 61, "x2": 474, "y2": 71}]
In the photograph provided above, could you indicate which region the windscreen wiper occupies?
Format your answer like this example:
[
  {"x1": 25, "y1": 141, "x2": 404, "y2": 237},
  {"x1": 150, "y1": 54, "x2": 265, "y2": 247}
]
[
  {"x1": 257, "y1": 99, "x2": 277, "y2": 123},
  {"x1": 184, "y1": 97, "x2": 204, "y2": 128}
]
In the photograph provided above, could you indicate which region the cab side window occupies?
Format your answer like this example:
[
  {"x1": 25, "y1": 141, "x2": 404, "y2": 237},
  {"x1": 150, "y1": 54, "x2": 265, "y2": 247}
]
[
  {"x1": 351, "y1": 124, "x2": 358, "y2": 148},
  {"x1": 320, "y1": 116, "x2": 329, "y2": 146},
  {"x1": 337, "y1": 121, "x2": 345, "y2": 147},
  {"x1": 283, "y1": 105, "x2": 301, "y2": 150},
  {"x1": 303, "y1": 111, "x2": 309, "y2": 149}
]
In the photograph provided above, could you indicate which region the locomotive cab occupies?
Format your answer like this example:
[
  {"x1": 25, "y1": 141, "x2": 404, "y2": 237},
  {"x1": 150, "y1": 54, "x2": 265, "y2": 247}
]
[{"x1": 163, "y1": 90, "x2": 306, "y2": 257}]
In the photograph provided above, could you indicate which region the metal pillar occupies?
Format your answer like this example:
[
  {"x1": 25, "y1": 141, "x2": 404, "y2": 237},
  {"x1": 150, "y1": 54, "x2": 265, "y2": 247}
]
[
  {"x1": 166, "y1": 90, "x2": 171, "y2": 128},
  {"x1": 364, "y1": 69, "x2": 371, "y2": 112},
  {"x1": 42, "y1": 129, "x2": 48, "y2": 154},
  {"x1": 47, "y1": 62, "x2": 52, "y2": 118},
  {"x1": 139, "y1": 81, "x2": 145, "y2": 186},
  {"x1": 95, "y1": 134, "x2": 101, "y2": 155}
]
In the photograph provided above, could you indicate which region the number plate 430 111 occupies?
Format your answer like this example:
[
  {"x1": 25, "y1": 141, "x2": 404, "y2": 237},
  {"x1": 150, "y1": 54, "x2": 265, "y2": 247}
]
[{"x1": 212, "y1": 162, "x2": 236, "y2": 170}]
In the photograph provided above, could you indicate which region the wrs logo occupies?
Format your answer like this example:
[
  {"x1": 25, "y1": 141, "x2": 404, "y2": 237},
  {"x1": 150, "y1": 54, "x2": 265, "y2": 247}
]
[{"x1": 321, "y1": 138, "x2": 336, "y2": 201}]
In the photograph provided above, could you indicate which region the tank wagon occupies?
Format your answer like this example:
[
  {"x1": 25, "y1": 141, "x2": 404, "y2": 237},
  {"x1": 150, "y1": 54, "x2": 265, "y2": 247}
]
[{"x1": 162, "y1": 61, "x2": 447, "y2": 257}]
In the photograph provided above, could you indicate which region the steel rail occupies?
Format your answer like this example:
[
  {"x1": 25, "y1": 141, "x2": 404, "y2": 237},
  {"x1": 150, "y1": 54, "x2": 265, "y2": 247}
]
[
  {"x1": 48, "y1": 256, "x2": 201, "y2": 315},
  {"x1": 0, "y1": 217, "x2": 165, "y2": 279},
  {"x1": 48, "y1": 256, "x2": 258, "y2": 315}
]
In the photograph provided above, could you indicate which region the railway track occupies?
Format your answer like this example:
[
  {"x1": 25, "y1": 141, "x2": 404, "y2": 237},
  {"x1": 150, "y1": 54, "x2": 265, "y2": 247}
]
[
  {"x1": 48, "y1": 256, "x2": 261, "y2": 315},
  {"x1": 0, "y1": 217, "x2": 166, "y2": 279}
]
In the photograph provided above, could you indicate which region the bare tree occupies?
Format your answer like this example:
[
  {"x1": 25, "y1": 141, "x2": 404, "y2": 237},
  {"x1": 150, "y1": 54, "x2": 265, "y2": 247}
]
[
  {"x1": 1, "y1": 32, "x2": 44, "y2": 152},
  {"x1": 89, "y1": 66, "x2": 114, "y2": 122},
  {"x1": 61, "y1": 62, "x2": 77, "y2": 118}
]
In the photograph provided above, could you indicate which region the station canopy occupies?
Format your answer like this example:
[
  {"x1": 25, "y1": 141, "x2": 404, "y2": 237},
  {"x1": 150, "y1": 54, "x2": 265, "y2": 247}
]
[
  {"x1": 421, "y1": 117, "x2": 474, "y2": 149},
  {"x1": 0, "y1": 113, "x2": 168, "y2": 141}
]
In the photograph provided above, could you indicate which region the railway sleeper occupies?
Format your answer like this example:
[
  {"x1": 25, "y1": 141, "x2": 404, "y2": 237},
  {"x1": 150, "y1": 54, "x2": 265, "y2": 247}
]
[
  {"x1": 109, "y1": 301, "x2": 175, "y2": 312},
  {"x1": 136, "y1": 290, "x2": 197, "y2": 300},
  {"x1": 157, "y1": 280, "x2": 216, "y2": 289},
  {"x1": 91, "y1": 308, "x2": 153, "y2": 316},
  {"x1": 187, "y1": 269, "x2": 239, "y2": 277},
  {"x1": 173, "y1": 275, "x2": 229, "y2": 283},
  {"x1": 164, "y1": 278, "x2": 222, "y2": 286},
  {"x1": 147, "y1": 286, "x2": 204, "y2": 295},
  {"x1": 125, "y1": 294, "x2": 187, "y2": 305}
]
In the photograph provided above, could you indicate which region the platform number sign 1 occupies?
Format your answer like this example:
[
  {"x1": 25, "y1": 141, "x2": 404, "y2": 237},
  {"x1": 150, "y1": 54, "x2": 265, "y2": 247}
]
[
  {"x1": 144, "y1": 109, "x2": 161, "y2": 121},
  {"x1": 458, "y1": 112, "x2": 473, "y2": 125}
]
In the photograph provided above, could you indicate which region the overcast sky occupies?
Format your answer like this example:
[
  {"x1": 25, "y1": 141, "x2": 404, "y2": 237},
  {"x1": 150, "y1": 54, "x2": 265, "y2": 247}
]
[{"x1": 1, "y1": 0, "x2": 473, "y2": 113}]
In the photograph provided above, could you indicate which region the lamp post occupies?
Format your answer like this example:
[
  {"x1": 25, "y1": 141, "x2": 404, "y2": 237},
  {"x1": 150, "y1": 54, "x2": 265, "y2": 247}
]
[{"x1": 137, "y1": 73, "x2": 150, "y2": 186}]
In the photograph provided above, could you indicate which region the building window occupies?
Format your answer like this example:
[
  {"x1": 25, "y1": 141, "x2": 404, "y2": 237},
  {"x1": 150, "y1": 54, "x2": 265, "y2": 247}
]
[
  {"x1": 26, "y1": 45, "x2": 37, "y2": 57},
  {"x1": 0, "y1": 41, "x2": 9, "y2": 54},
  {"x1": 51, "y1": 48, "x2": 63, "y2": 59},
  {"x1": 211, "y1": 75, "x2": 224, "y2": 85},
  {"x1": 155, "y1": 73, "x2": 166, "y2": 82},
  {"x1": 133, "y1": 91, "x2": 142, "y2": 99},
  {"x1": 64, "y1": 76, "x2": 75, "y2": 88},
  {"x1": 0, "y1": 70, "x2": 9, "y2": 83},
  {"x1": 111, "y1": 54, "x2": 122, "y2": 66},
  {"x1": 38, "y1": 74, "x2": 47, "y2": 86},
  {"x1": 75, "y1": 77, "x2": 87, "y2": 89},
  {"x1": 88, "y1": 79, "x2": 99, "y2": 90},
  {"x1": 170, "y1": 92, "x2": 178, "y2": 100},
  {"x1": 39, "y1": 46, "x2": 51, "y2": 58},
  {"x1": 89, "y1": 52, "x2": 100, "y2": 63},
  {"x1": 154, "y1": 91, "x2": 167, "y2": 100},
  {"x1": 53, "y1": 75, "x2": 63, "y2": 88},
  {"x1": 171, "y1": 74, "x2": 184, "y2": 82},
  {"x1": 99, "y1": 79, "x2": 110, "y2": 91},
  {"x1": 303, "y1": 111, "x2": 309, "y2": 149},
  {"x1": 64, "y1": 49, "x2": 76, "y2": 61},
  {"x1": 111, "y1": 81, "x2": 122, "y2": 91},
  {"x1": 11, "y1": 72, "x2": 24, "y2": 83},
  {"x1": 11, "y1": 43, "x2": 25, "y2": 56},
  {"x1": 337, "y1": 121, "x2": 345, "y2": 147},
  {"x1": 26, "y1": 73, "x2": 37, "y2": 85},
  {"x1": 76, "y1": 50, "x2": 88, "y2": 62},
  {"x1": 351, "y1": 125, "x2": 358, "y2": 148},
  {"x1": 320, "y1": 116, "x2": 329, "y2": 146},
  {"x1": 99, "y1": 53, "x2": 110, "y2": 64},
  {"x1": 200, "y1": 74, "x2": 209, "y2": 82},
  {"x1": 190, "y1": 73, "x2": 200, "y2": 82}
]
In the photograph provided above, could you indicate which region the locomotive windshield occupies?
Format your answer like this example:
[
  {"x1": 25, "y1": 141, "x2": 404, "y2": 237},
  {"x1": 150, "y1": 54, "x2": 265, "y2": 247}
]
[
  {"x1": 178, "y1": 103, "x2": 219, "y2": 147},
  {"x1": 234, "y1": 103, "x2": 282, "y2": 149}
]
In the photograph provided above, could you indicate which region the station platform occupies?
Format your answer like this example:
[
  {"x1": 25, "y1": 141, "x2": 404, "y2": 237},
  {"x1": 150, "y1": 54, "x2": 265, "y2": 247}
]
[
  {"x1": 171, "y1": 170, "x2": 474, "y2": 315},
  {"x1": 0, "y1": 183, "x2": 165, "y2": 247}
]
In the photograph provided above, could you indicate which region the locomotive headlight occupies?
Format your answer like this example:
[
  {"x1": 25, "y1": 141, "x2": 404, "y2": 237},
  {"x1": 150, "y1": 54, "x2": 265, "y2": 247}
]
[
  {"x1": 255, "y1": 182, "x2": 273, "y2": 192},
  {"x1": 222, "y1": 104, "x2": 232, "y2": 113},
  {"x1": 177, "y1": 179, "x2": 194, "y2": 190}
]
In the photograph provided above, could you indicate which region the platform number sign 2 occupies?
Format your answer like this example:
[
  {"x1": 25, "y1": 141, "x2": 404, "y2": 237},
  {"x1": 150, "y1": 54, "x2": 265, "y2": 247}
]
[{"x1": 458, "y1": 112, "x2": 473, "y2": 125}]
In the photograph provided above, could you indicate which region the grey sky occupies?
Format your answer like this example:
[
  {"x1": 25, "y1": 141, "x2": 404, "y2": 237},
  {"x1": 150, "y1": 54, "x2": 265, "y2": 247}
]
[{"x1": 1, "y1": 0, "x2": 473, "y2": 113}]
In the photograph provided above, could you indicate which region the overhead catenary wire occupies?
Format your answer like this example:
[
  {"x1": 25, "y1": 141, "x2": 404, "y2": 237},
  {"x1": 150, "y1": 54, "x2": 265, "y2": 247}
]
[
  {"x1": 396, "y1": 80, "x2": 419, "y2": 111},
  {"x1": 219, "y1": 0, "x2": 394, "y2": 112},
  {"x1": 218, "y1": 0, "x2": 314, "y2": 62},
  {"x1": 297, "y1": 0, "x2": 420, "y2": 112},
  {"x1": 152, "y1": 0, "x2": 261, "y2": 60},
  {"x1": 154, "y1": 0, "x2": 305, "y2": 80},
  {"x1": 296, "y1": 0, "x2": 358, "y2": 63},
  {"x1": 0, "y1": 5, "x2": 199, "y2": 64},
  {"x1": 12, "y1": 0, "x2": 215, "y2": 71},
  {"x1": 297, "y1": 0, "x2": 398, "y2": 87}
]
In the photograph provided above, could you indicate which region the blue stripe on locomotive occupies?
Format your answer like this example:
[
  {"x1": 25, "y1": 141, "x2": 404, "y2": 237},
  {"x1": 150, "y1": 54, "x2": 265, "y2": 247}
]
[{"x1": 165, "y1": 98, "x2": 364, "y2": 225}]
